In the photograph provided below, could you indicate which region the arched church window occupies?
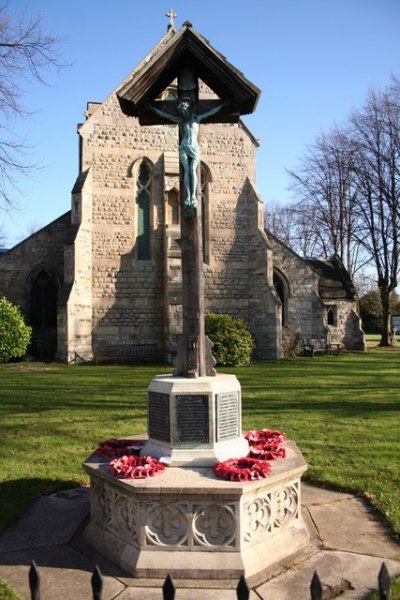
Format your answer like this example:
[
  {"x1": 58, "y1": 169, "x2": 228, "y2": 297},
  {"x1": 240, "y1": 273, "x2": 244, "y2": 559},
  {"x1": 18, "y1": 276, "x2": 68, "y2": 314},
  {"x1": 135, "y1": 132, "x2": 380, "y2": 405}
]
[
  {"x1": 136, "y1": 160, "x2": 152, "y2": 260},
  {"x1": 273, "y1": 270, "x2": 289, "y2": 327},
  {"x1": 201, "y1": 163, "x2": 211, "y2": 263},
  {"x1": 29, "y1": 268, "x2": 59, "y2": 327}
]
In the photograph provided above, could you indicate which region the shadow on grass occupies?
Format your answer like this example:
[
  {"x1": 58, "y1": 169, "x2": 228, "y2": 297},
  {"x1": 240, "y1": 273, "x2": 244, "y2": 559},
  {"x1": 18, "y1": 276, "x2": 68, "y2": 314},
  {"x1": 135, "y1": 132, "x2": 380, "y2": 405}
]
[{"x1": 242, "y1": 397, "x2": 400, "y2": 418}]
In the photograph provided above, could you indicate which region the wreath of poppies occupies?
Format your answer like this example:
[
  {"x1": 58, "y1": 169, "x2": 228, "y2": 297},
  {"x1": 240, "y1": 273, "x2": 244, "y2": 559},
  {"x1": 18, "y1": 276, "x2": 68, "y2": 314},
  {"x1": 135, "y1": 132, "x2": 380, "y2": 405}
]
[
  {"x1": 213, "y1": 429, "x2": 287, "y2": 482},
  {"x1": 245, "y1": 429, "x2": 287, "y2": 460},
  {"x1": 213, "y1": 457, "x2": 272, "y2": 481},
  {"x1": 99, "y1": 428, "x2": 287, "y2": 482},
  {"x1": 95, "y1": 438, "x2": 145, "y2": 457},
  {"x1": 108, "y1": 455, "x2": 165, "y2": 479}
]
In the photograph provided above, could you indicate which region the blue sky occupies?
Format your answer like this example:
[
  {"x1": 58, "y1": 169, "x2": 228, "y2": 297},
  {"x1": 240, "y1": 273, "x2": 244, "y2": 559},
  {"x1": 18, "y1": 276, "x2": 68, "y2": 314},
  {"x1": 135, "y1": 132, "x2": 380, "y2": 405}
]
[{"x1": 3, "y1": 0, "x2": 400, "y2": 245}]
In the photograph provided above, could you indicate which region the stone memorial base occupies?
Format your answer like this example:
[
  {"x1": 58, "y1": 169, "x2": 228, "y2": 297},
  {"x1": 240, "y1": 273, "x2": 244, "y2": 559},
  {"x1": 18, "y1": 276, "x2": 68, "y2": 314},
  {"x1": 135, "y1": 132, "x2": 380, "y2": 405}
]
[
  {"x1": 82, "y1": 440, "x2": 309, "y2": 582},
  {"x1": 142, "y1": 374, "x2": 249, "y2": 467}
]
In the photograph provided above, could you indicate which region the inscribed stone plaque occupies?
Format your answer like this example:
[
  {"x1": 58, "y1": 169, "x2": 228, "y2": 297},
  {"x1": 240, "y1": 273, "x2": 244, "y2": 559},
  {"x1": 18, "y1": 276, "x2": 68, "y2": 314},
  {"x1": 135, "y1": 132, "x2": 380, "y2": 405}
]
[
  {"x1": 176, "y1": 395, "x2": 209, "y2": 443},
  {"x1": 216, "y1": 392, "x2": 239, "y2": 441},
  {"x1": 148, "y1": 392, "x2": 171, "y2": 442}
]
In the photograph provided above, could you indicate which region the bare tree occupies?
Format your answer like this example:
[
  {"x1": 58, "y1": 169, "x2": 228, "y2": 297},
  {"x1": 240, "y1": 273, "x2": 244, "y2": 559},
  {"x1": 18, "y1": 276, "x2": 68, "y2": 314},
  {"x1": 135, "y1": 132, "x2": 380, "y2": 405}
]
[
  {"x1": 264, "y1": 199, "x2": 326, "y2": 257},
  {"x1": 287, "y1": 126, "x2": 367, "y2": 277},
  {"x1": 0, "y1": 4, "x2": 63, "y2": 210},
  {"x1": 351, "y1": 84, "x2": 400, "y2": 346},
  {"x1": 264, "y1": 201, "x2": 292, "y2": 246},
  {"x1": 0, "y1": 220, "x2": 7, "y2": 247}
]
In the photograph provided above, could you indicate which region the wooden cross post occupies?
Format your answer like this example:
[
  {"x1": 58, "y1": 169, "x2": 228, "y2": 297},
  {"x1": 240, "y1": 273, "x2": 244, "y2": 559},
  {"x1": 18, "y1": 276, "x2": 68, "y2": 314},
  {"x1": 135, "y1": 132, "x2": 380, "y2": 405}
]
[
  {"x1": 173, "y1": 67, "x2": 214, "y2": 378},
  {"x1": 145, "y1": 66, "x2": 218, "y2": 377},
  {"x1": 117, "y1": 24, "x2": 260, "y2": 378}
]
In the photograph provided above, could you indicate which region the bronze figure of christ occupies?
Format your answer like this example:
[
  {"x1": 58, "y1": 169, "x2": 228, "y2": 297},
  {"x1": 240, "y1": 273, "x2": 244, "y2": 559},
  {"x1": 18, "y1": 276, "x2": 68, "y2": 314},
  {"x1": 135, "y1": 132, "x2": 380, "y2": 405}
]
[{"x1": 148, "y1": 99, "x2": 225, "y2": 211}]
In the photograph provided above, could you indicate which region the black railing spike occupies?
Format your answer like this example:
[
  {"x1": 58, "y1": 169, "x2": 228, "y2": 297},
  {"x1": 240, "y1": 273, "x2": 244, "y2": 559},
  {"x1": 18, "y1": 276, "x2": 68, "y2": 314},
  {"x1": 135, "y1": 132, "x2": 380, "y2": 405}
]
[
  {"x1": 163, "y1": 573, "x2": 176, "y2": 600},
  {"x1": 91, "y1": 565, "x2": 104, "y2": 600},
  {"x1": 310, "y1": 570, "x2": 323, "y2": 600},
  {"x1": 236, "y1": 574, "x2": 250, "y2": 600},
  {"x1": 23, "y1": 560, "x2": 391, "y2": 598},
  {"x1": 378, "y1": 562, "x2": 391, "y2": 600},
  {"x1": 29, "y1": 561, "x2": 41, "y2": 600}
]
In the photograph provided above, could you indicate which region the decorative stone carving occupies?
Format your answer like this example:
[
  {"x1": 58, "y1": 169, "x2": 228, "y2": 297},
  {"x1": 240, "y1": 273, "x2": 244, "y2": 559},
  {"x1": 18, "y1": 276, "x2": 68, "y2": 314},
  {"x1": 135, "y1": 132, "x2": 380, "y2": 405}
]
[
  {"x1": 114, "y1": 493, "x2": 139, "y2": 544},
  {"x1": 91, "y1": 479, "x2": 140, "y2": 546},
  {"x1": 274, "y1": 482, "x2": 299, "y2": 528},
  {"x1": 145, "y1": 502, "x2": 189, "y2": 547},
  {"x1": 193, "y1": 503, "x2": 236, "y2": 547},
  {"x1": 243, "y1": 494, "x2": 272, "y2": 543}
]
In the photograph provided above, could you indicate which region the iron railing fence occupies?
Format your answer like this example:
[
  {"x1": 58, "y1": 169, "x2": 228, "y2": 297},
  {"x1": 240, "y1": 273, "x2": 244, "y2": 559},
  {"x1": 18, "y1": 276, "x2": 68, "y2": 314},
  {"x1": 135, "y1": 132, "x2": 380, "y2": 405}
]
[{"x1": 27, "y1": 560, "x2": 392, "y2": 600}]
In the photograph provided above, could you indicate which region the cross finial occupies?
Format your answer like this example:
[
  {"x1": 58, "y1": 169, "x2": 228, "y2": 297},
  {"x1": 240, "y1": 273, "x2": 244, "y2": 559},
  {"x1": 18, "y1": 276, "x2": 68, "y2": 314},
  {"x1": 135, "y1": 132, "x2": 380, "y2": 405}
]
[{"x1": 166, "y1": 9, "x2": 177, "y2": 31}]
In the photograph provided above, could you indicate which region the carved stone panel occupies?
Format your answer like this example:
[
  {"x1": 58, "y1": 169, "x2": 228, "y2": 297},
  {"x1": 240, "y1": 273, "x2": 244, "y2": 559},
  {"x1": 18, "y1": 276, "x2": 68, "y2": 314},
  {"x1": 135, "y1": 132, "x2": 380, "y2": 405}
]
[
  {"x1": 243, "y1": 494, "x2": 273, "y2": 543},
  {"x1": 90, "y1": 478, "x2": 139, "y2": 547},
  {"x1": 145, "y1": 502, "x2": 189, "y2": 547},
  {"x1": 192, "y1": 503, "x2": 237, "y2": 547},
  {"x1": 274, "y1": 482, "x2": 299, "y2": 528}
]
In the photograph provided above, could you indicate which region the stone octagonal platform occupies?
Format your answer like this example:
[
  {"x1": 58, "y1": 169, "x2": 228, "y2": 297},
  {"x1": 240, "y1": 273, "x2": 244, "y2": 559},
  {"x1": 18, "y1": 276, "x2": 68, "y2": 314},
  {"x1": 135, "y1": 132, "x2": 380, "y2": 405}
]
[{"x1": 83, "y1": 440, "x2": 309, "y2": 583}]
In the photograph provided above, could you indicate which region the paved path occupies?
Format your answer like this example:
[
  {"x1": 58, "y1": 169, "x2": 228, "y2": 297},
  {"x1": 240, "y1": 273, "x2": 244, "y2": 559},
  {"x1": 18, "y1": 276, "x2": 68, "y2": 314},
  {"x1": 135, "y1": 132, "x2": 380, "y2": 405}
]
[{"x1": 0, "y1": 484, "x2": 399, "y2": 599}]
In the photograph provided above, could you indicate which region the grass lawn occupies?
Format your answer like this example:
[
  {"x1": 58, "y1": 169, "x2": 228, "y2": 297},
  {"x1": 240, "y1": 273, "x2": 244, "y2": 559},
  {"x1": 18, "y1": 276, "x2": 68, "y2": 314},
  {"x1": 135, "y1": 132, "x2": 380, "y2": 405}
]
[{"x1": 0, "y1": 342, "x2": 399, "y2": 540}]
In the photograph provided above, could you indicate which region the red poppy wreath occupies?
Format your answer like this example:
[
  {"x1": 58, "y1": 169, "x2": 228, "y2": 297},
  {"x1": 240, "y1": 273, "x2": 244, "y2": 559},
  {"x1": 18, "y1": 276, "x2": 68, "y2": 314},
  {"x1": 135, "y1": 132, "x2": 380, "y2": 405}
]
[
  {"x1": 245, "y1": 429, "x2": 287, "y2": 460},
  {"x1": 108, "y1": 455, "x2": 165, "y2": 479},
  {"x1": 95, "y1": 438, "x2": 145, "y2": 457},
  {"x1": 213, "y1": 457, "x2": 272, "y2": 481}
]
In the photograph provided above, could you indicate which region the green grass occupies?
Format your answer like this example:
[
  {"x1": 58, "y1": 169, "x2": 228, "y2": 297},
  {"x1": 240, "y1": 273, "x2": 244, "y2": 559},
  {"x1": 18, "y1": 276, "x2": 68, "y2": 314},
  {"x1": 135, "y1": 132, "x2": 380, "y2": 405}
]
[
  {"x1": 0, "y1": 347, "x2": 399, "y2": 540},
  {"x1": 369, "y1": 577, "x2": 400, "y2": 599}
]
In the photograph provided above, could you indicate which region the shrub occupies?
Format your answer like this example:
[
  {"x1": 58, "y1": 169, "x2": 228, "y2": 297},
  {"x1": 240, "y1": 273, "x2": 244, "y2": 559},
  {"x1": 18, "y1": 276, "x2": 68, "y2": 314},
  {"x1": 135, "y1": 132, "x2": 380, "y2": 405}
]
[
  {"x1": 205, "y1": 312, "x2": 255, "y2": 367},
  {"x1": 0, "y1": 577, "x2": 23, "y2": 600},
  {"x1": 0, "y1": 297, "x2": 32, "y2": 363}
]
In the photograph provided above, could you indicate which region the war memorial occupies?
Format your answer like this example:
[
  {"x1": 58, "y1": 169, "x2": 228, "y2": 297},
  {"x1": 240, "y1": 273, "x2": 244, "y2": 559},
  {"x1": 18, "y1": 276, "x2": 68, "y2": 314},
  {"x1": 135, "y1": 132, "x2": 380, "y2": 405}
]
[{"x1": 82, "y1": 20, "x2": 309, "y2": 583}]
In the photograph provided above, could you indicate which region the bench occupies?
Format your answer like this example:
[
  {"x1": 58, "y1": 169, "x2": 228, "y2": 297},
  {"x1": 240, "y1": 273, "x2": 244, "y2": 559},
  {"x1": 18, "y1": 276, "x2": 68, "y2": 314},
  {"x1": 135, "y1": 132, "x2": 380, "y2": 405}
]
[
  {"x1": 94, "y1": 343, "x2": 160, "y2": 365},
  {"x1": 302, "y1": 339, "x2": 340, "y2": 357}
]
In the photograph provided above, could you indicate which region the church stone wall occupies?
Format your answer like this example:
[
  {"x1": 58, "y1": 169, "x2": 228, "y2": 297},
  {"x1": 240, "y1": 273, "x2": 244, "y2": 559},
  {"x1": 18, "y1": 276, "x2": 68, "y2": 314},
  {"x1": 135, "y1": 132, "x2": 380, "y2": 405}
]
[
  {"x1": 269, "y1": 235, "x2": 365, "y2": 350},
  {"x1": 0, "y1": 213, "x2": 70, "y2": 317},
  {"x1": 327, "y1": 301, "x2": 366, "y2": 350},
  {"x1": 268, "y1": 235, "x2": 327, "y2": 340},
  {"x1": 57, "y1": 172, "x2": 93, "y2": 362},
  {"x1": 69, "y1": 88, "x2": 269, "y2": 360},
  {"x1": 78, "y1": 95, "x2": 166, "y2": 352}
]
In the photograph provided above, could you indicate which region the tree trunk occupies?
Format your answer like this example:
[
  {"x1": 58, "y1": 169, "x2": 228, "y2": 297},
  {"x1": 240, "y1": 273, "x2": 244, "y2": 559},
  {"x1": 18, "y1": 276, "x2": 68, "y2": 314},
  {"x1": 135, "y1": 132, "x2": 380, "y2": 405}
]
[{"x1": 378, "y1": 284, "x2": 395, "y2": 346}]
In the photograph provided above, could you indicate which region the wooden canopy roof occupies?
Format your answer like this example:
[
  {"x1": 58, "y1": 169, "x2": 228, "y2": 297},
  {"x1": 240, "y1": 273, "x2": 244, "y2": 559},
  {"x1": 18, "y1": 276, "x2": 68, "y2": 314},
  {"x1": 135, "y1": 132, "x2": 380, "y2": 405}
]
[
  {"x1": 305, "y1": 257, "x2": 357, "y2": 300},
  {"x1": 117, "y1": 22, "x2": 261, "y2": 124}
]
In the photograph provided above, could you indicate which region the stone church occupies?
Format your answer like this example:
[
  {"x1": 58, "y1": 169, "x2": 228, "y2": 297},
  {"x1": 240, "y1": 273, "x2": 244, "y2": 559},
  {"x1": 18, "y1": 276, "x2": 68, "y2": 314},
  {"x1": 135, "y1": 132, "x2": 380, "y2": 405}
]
[{"x1": 0, "y1": 23, "x2": 365, "y2": 362}]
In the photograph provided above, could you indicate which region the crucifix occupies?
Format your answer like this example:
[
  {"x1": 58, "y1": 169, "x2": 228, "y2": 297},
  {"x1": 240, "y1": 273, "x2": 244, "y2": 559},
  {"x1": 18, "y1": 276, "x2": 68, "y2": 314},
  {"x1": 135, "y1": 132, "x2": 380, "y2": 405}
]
[
  {"x1": 117, "y1": 22, "x2": 260, "y2": 379},
  {"x1": 147, "y1": 68, "x2": 225, "y2": 378}
]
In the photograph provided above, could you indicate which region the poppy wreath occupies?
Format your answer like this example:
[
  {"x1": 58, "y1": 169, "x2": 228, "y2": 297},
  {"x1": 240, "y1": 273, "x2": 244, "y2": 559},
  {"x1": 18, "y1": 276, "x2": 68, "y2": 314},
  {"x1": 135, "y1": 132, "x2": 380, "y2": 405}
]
[
  {"x1": 108, "y1": 455, "x2": 165, "y2": 479},
  {"x1": 95, "y1": 438, "x2": 145, "y2": 457},
  {"x1": 213, "y1": 457, "x2": 272, "y2": 481},
  {"x1": 245, "y1": 429, "x2": 287, "y2": 460}
]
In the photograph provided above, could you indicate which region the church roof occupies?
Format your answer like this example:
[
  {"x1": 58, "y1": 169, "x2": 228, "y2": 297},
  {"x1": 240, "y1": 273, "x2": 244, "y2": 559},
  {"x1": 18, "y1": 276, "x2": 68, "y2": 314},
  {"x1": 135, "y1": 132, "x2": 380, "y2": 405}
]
[
  {"x1": 305, "y1": 257, "x2": 357, "y2": 300},
  {"x1": 117, "y1": 22, "x2": 260, "y2": 123},
  {"x1": 265, "y1": 230, "x2": 357, "y2": 301}
]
